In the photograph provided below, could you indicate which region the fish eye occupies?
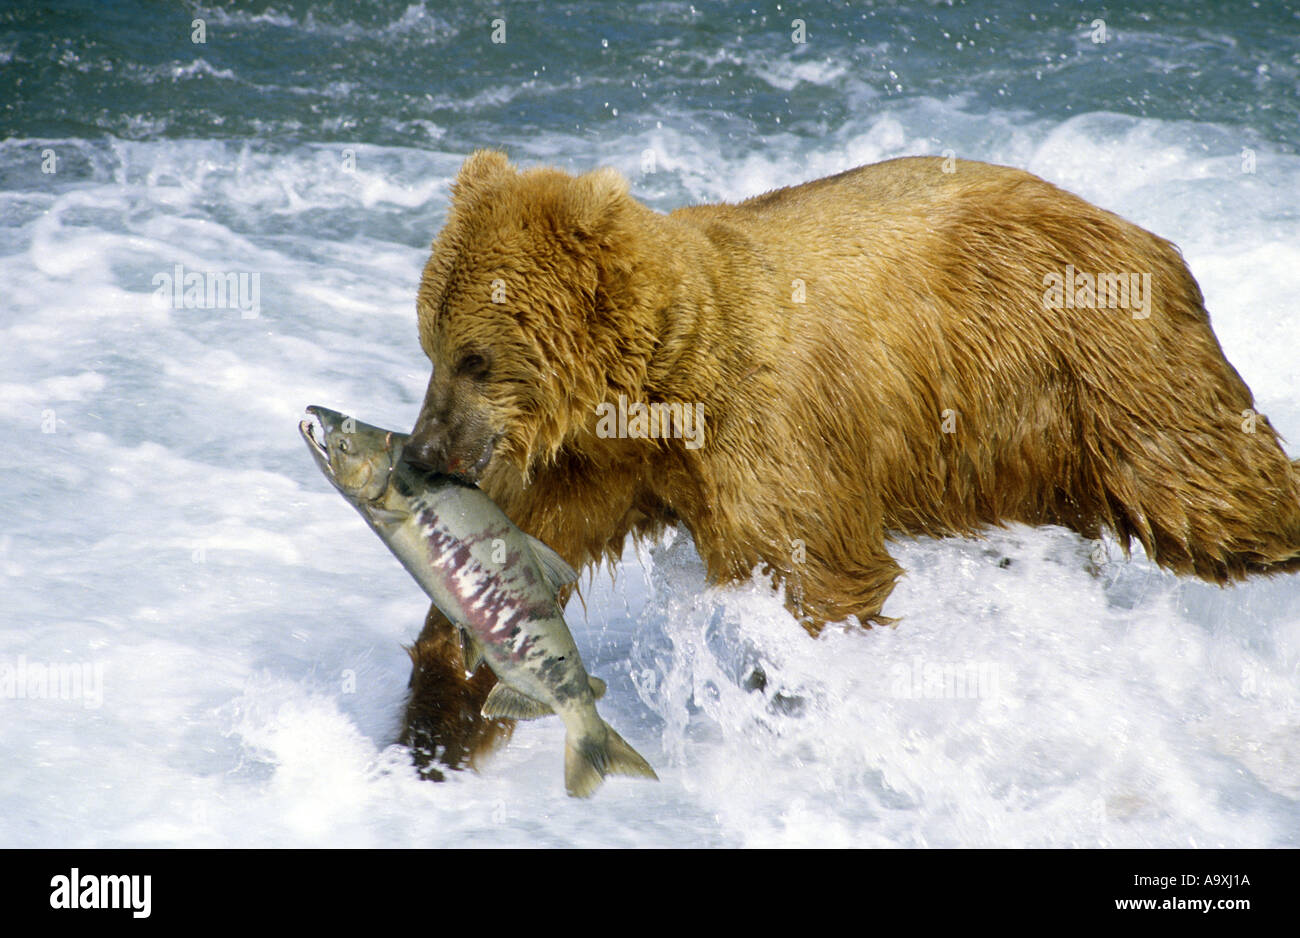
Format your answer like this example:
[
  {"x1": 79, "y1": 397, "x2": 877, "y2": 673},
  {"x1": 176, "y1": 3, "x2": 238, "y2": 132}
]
[{"x1": 337, "y1": 438, "x2": 350, "y2": 453}]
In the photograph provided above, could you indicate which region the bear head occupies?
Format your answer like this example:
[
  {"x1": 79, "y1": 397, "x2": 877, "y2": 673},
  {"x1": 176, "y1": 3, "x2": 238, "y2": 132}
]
[{"x1": 406, "y1": 150, "x2": 659, "y2": 484}]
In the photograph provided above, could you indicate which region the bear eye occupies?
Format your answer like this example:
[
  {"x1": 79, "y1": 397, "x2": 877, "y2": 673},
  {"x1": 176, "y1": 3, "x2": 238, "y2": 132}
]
[{"x1": 456, "y1": 351, "x2": 491, "y2": 380}]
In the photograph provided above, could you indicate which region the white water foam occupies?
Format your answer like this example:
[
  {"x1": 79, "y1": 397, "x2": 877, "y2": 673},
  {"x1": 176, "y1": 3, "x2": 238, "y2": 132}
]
[{"x1": 2, "y1": 104, "x2": 1298, "y2": 846}]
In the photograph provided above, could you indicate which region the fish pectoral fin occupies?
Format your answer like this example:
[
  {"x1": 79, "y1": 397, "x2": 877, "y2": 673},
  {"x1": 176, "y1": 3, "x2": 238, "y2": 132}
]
[
  {"x1": 523, "y1": 534, "x2": 580, "y2": 590},
  {"x1": 368, "y1": 506, "x2": 412, "y2": 526},
  {"x1": 459, "y1": 628, "x2": 484, "y2": 677},
  {"x1": 481, "y1": 682, "x2": 554, "y2": 720},
  {"x1": 588, "y1": 676, "x2": 606, "y2": 699}
]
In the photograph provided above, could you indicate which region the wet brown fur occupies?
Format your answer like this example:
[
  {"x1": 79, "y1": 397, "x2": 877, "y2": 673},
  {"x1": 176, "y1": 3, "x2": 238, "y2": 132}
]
[
  {"x1": 401, "y1": 150, "x2": 1300, "y2": 770},
  {"x1": 399, "y1": 605, "x2": 513, "y2": 779}
]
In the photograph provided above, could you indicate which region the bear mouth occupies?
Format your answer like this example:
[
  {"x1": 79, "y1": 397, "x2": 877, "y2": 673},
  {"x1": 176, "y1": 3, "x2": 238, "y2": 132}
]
[
  {"x1": 404, "y1": 427, "x2": 502, "y2": 482},
  {"x1": 459, "y1": 431, "x2": 502, "y2": 481}
]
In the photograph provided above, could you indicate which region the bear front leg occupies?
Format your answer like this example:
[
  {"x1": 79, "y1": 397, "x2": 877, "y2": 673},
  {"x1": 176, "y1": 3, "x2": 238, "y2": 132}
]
[
  {"x1": 694, "y1": 511, "x2": 905, "y2": 635},
  {"x1": 399, "y1": 602, "x2": 514, "y2": 779},
  {"x1": 781, "y1": 548, "x2": 904, "y2": 634}
]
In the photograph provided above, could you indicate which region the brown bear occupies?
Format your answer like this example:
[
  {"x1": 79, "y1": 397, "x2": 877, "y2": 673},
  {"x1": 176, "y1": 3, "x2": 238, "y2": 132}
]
[{"x1": 397, "y1": 149, "x2": 1300, "y2": 776}]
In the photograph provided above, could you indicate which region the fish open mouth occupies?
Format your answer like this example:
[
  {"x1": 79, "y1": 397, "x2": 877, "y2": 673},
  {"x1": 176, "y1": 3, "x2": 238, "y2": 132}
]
[{"x1": 299, "y1": 409, "x2": 333, "y2": 479}]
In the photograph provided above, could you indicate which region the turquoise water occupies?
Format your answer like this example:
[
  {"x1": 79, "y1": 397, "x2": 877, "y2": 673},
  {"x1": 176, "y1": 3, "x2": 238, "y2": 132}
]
[
  {"x1": 5, "y1": 1, "x2": 1300, "y2": 151},
  {"x1": 2, "y1": 1, "x2": 1299, "y2": 846}
]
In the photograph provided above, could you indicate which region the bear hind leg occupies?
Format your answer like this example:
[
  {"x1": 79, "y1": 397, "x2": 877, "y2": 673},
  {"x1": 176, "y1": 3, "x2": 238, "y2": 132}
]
[
  {"x1": 399, "y1": 603, "x2": 514, "y2": 779},
  {"x1": 1084, "y1": 428, "x2": 1300, "y2": 584}
]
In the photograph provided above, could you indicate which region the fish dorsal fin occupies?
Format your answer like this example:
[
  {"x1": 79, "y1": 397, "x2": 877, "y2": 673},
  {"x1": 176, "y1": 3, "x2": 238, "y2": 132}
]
[
  {"x1": 588, "y1": 676, "x2": 606, "y2": 699},
  {"x1": 459, "y1": 628, "x2": 484, "y2": 677},
  {"x1": 482, "y1": 683, "x2": 553, "y2": 720},
  {"x1": 523, "y1": 534, "x2": 579, "y2": 590}
]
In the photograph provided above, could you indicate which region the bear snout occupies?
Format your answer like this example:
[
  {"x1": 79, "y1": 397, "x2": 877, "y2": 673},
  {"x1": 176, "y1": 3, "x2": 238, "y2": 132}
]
[
  {"x1": 402, "y1": 424, "x2": 451, "y2": 476},
  {"x1": 404, "y1": 418, "x2": 498, "y2": 483}
]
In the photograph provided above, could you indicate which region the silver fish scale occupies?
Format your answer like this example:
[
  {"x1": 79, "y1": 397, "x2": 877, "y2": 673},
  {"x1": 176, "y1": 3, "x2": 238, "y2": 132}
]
[{"x1": 404, "y1": 487, "x2": 596, "y2": 712}]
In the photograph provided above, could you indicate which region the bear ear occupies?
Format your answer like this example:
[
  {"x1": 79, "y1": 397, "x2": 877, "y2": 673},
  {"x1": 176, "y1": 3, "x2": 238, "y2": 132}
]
[
  {"x1": 565, "y1": 166, "x2": 630, "y2": 240},
  {"x1": 451, "y1": 149, "x2": 512, "y2": 203}
]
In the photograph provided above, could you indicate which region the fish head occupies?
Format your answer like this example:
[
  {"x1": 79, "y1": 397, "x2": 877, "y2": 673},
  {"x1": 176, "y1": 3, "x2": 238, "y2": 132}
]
[{"x1": 300, "y1": 405, "x2": 409, "y2": 504}]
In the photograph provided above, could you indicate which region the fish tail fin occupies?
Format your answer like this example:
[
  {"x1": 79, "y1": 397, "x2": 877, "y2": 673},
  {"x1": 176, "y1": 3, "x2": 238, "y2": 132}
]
[{"x1": 563, "y1": 723, "x2": 659, "y2": 798}]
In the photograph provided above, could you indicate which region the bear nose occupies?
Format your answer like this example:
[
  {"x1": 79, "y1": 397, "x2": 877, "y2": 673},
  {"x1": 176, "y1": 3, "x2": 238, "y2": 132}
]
[{"x1": 403, "y1": 424, "x2": 449, "y2": 474}]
